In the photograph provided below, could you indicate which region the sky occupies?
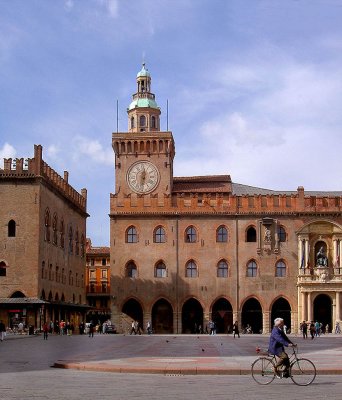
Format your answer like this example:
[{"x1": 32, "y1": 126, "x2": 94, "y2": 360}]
[{"x1": 1, "y1": 0, "x2": 342, "y2": 246}]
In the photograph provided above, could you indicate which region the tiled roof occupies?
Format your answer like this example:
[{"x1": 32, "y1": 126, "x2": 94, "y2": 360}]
[
  {"x1": 232, "y1": 183, "x2": 342, "y2": 196},
  {"x1": 172, "y1": 176, "x2": 342, "y2": 196},
  {"x1": 173, "y1": 175, "x2": 232, "y2": 193},
  {"x1": 86, "y1": 247, "x2": 110, "y2": 255}
]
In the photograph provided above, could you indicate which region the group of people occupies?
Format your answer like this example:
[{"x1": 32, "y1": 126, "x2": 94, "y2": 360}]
[{"x1": 300, "y1": 320, "x2": 333, "y2": 339}]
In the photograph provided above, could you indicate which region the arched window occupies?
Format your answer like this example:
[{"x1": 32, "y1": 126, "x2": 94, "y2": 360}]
[
  {"x1": 41, "y1": 261, "x2": 45, "y2": 279},
  {"x1": 44, "y1": 209, "x2": 51, "y2": 242},
  {"x1": 151, "y1": 116, "x2": 156, "y2": 128},
  {"x1": 154, "y1": 226, "x2": 166, "y2": 243},
  {"x1": 126, "y1": 226, "x2": 138, "y2": 243},
  {"x1": 277, "y1": 226, "x2": 286, "y2": 242},
  {"x1": 139, "y1": 115, "x2": 146, "y2": 127},
  {"x1": 155, "y1": 262, "x2": 167, "y2": 278},
  {"x1": 246, "y1": 226, "x2": 256, "y2": 242},
  {"x1": 80, "y1": 234, "x2": 85, "y2": 258},
  {"x1": 69, "y1": 270, "x2": 73, "y2": 285},
  {"x1": 276, "y1": 260, "x2": 286, "y2": 277},
  {"x1": 8, "y1": 220, "x2": 16, "y2": 237},
  {"x1": 131, "y1": 116, "x2": 135, "y2": 129},
  {"x1": 126, "y1": 262, "x2": 137, "y2": 278},
  {"x1": 52, "y1": 213, "x2": 58, "y2": 245},
  {"x1": 217, "y1": 260, "x2": 228, "y2": 278},
  {"x1": 49, "y1": 264, "x2": 53, "y2": 280},
  {"x1": 0, "y1": 261, "x2": 7, "y2": 277},
  {"x1": 55, "y1": 265, "x2": 59, "y2": 282},
  {"x1": 216, "y1": 226, "x2": 228, "y2": 242},
  {"x1": 185, "y1": 226, "x2": 197, "y2": 243},
  {"x1": 75, "y1": 230, "x2": 79, "y2": 255},
  {"x1": 247, "y1": 260, "x2": 257, "y2": 277},
  {"x1": 186, "y1": 260, "x2": 198, "y2": 278},
  {"x1": 60, "y1": 219, "x2": 65, "y2": 248},
  {"x1": 68, "y1": 226, "x2": 73, "y2": 254}
]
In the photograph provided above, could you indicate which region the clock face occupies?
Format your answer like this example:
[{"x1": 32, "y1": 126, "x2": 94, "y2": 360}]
[{"x1": 126, "y1": 161, "x2": 160, "y2": 194}]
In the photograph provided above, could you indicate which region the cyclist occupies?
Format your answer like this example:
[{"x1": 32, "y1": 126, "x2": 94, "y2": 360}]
[{"x1": 268, "y1": 317, "x2": 296, "y2": 378}]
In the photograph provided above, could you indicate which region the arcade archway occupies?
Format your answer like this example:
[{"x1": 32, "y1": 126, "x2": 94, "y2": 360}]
[
  {"x1": 241, "y1": 298, "x2": 262, "y2": 333},
  {"x1": 212, "y1": 298, "x2": 233, "y2": 333},
  {"x1": 271, "y1": 297, "x2": 291, "y2": 332},
  {"x1": 314, "y1": 294, "x2": 332, "y2": 330},
  {"x1": 122, "y1": 298, "x2": 143, "y2": 330},
  {"x1": 182, "y1": 298, "x2": 203, "y2": 334},
  {"x1": 152, "y1": 299, "x2": 173, "y2": 334}
]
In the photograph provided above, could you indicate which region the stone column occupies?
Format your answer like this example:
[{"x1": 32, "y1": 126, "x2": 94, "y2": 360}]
[
  {"x1": 301, "y1": 291, "x2": 307, "y2": 322},
  {"x1": 307, "y1": 292, "x2": 313, "y2": 322},
  {"x1": 298, "y1": 237, "x2": 303, "y2": 270},
  {"x1": 262, "y1": 311, "x2": 270, "y2": 334},
  {"x1": 336, "y1": 292, "x2": 341, "y2": 322},
  {"x1": 305, "y1": 240, "x2": 309, "y2": 268},
  {"x1": 174, "y1": 311, "x2": 181, "y2": 334}
]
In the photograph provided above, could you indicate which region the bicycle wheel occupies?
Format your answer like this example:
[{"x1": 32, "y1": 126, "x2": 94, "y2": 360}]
[
  {"x1": 290, "y1": 358, "x2": 316, "y2": 386},
  {"x1": 251, "y1": 357, "x2": 275, "y2": 385}
]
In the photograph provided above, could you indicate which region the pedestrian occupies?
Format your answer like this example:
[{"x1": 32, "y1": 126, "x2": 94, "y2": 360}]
[
  {"x1": 42, "y1": 322, "x2": 49, "y2": 340},
  {"x1": 232, "y1": 321, "x2": 240, "y2": 338},
  {"x1": 130, "y1": 320, "x2": 136, "y2": 335},
  {"x1": 325, "y1": 323, "x2": 329, "y2": 334},
  {"x1": 59, "y1": 320, "x2": 65, "y2": 335},
  {"x1": 335, "y1": 321, "x2": 341, "y2": 334},
  {"x1": 301, "y1": 321, "x2": 308, "y2": 339},
  {"x1": 0, "y1": 320, "x2": 6, "y2": 342},
  {"x1": 146, "y1": 321, "x2": 152, "y2": 335},
  {"x1": 18, "y1": 321, "x2": 24, "y2": 335},
  {"x1": 88, "y1": 322, "x2": 94, "y2": 338},
  {"x1": 309, "y1": 321, "x2": 315, "y2": 340},
  {"x1": 314, "y1": 321, "x2": 320, "y2": 337},
  {"x1": 137, "y1": 321, "x2": 143, "y2": 335}
]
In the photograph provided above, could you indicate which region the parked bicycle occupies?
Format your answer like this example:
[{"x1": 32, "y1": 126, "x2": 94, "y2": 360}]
[{"x1": 251, "y1": 345, "x2": 316, "y2": 386}]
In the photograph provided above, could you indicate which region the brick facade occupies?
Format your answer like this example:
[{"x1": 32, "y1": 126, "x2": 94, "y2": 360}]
[
  {"x1": 0, "y1": 145, "x2": 89, "y2": 331},
  {"x1": 110, "y1": 65, "x2": 342, "y2": 334}
]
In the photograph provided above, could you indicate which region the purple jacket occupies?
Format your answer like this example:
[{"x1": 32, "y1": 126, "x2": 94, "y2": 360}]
[{"x1": 268, "y1": 326, "x2": 293, "y2": 356}]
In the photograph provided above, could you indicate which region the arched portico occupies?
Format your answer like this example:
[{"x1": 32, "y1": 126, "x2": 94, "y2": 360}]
[
  {"x1": 211, "y1": 298, "x2": 233, "y2": 333},
  {"x1": 151, "y1": 298, "x2": 173, "y2": 334},
  {"x1": 182, "y1": 298, "x2": 203, "y2": 334},
  {"x1": 271, "y1": 297, "x2": 292, "y2": 332},
  {"x1": 241, "y1": 298, "x2": 263, "y2": 334}
]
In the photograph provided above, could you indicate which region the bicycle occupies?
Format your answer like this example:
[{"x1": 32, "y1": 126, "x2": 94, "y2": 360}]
[{"x1": 251, "y1": 345, "x2": 316, "y2": 386}]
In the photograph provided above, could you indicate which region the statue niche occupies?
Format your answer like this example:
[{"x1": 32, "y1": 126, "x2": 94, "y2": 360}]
[
  {"x1": 314, "y1": 241, "x2": 329, "y2": 282},
  {"x1": 316, "y1": 244, "x2": 328, "y2": 268}
]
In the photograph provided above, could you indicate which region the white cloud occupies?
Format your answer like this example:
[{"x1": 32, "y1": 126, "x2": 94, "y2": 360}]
[
  {"x1": 0, "y1": 143, "x2": 16, "y2": 168},
  {"x1": 64, "y1": 0, "x2": 74, "y2": 11},
  {"x1": 72, "y1": 136, "x2": 114, "y2": 165},
  {"x1": 107, "y1": 0, "x2": 119, "y2": 18},
  {"x1": 46, "y1": 144, "x2": 60, "y2": 160}
]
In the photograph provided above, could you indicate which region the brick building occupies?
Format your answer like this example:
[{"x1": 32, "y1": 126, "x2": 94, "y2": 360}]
[
  {"x1": 0, "y1": 145, "x2": 89, "y2": 330},
  {"x1": 109, "y1": 64, "x2": 342, "y2": 335},
  {"x1": 85, "y1": 238, "x2": 111, "y2": 323}
]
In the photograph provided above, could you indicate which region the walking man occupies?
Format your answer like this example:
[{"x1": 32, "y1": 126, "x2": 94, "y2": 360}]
[{"x1": 0, "y1": 320, "x2": 6, "y2": 342}]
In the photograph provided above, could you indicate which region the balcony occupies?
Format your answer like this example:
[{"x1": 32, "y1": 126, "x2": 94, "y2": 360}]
[
  {"x1": 86, "y1": 284, "x2": 110, "y2": 296},
  {"x1": 298, "y1": 267, "x2": 342, "y2": 283}
]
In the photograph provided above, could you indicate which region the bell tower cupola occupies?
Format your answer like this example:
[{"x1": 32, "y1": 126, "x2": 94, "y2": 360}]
[{"x1": 127, "y1": 63, "x2": 161, "y2": 133}]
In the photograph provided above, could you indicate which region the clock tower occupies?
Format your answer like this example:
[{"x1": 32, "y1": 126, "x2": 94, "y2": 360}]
[{"x1": 112, "y1": 64, "x2": 175, "y2": 197}]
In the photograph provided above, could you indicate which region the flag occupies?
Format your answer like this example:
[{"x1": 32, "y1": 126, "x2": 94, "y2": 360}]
[{"x1": 300, "y1": 252, "x2": 305, "y2": 268}]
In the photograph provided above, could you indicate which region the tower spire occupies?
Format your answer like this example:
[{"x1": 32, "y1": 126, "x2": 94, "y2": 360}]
[{"x1": 127, "y1": 64, "x2": 161, "y2": 133}]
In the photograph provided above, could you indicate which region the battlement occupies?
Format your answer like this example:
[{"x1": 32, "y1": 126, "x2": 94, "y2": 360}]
[
  {"x1": 110, "y1": 188, "x2": 342, "y2": 215},
  {"x1": 0, "y1": 144, "x2": 87, "y2": 213}
]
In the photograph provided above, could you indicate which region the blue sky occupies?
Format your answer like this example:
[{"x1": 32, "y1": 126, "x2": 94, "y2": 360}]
[{"x1": 1, "y1": 0, "x2": 342, "y2": 246}]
